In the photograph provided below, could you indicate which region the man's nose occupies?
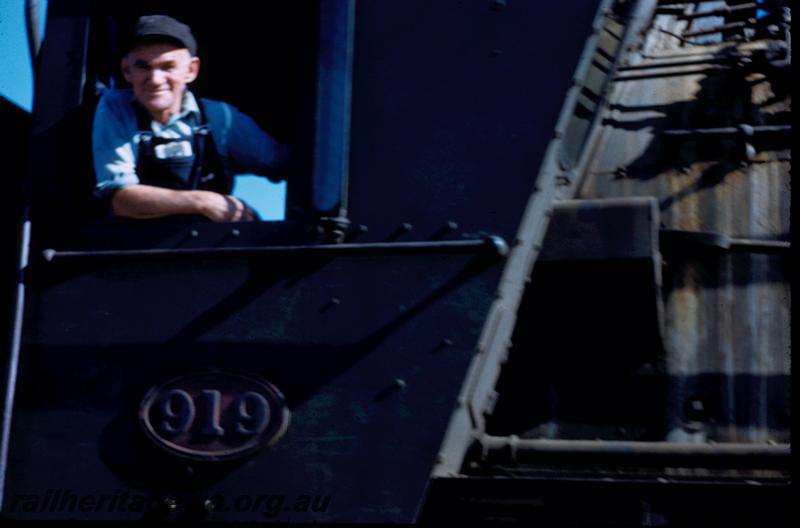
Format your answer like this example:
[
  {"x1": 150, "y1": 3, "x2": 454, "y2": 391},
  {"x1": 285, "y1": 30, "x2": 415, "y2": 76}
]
[{"x1": 146, "y1": 68, "x2": 168, "y2": 84}]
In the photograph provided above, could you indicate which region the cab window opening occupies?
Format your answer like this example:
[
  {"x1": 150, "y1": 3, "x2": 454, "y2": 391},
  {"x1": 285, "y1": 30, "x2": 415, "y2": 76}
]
[
  {"x1": 85, "y1": 3, "x2": 313, "y2": 226},
  {"x1": 28, "y1": 0, "x2": 354, "y2": 247}
]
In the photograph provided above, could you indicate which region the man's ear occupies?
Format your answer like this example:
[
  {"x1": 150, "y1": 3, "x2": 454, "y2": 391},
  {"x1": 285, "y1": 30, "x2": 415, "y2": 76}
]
[
  {"x1": 121, "y1": 56, "x2": 133, "y2": 83},
  {"x1": 185, "y1": 56, "x2": 200, "y2": 83}
]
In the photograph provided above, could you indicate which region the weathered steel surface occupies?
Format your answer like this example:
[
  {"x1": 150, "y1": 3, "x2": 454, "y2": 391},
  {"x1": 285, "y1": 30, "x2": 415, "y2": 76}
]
[
  {"x1": 578, "y1": 4, "x2": 791, "y2": 445},
  {"x1": 538, "y1": 197, "x2": 660, "y2": 262},
  {"x1": 476, "y1": 0, "x2": 790, "y2": 482},
  {"x1": 425, "y1": 0, "x2": 790, "y2": 521}
]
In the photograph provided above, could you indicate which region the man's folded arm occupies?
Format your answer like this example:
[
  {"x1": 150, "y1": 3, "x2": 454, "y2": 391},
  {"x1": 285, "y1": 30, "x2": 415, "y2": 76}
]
[{"x1": 111, "y1": 185, "x2": 255, "y2": 222}]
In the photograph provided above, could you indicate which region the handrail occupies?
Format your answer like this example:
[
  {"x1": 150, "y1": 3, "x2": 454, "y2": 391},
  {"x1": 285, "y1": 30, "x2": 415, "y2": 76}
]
[
  {"x1": 41, "y1": 236, "x2": 511, "y2": 263},
  {"x1": 478, "y1": 434, "x2": 790, "y2": 468}
]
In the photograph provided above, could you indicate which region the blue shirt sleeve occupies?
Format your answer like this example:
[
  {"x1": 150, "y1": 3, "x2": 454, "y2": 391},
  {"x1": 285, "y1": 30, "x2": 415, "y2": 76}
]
[
  {"x1": 92, "y1": 89, "x2": 141, "y2": 199},
  {"x1": 224, "y1": 105, "x2": 290, "y2": 183}
]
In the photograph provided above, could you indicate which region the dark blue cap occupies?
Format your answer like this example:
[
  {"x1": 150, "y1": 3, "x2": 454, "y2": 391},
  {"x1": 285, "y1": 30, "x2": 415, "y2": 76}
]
[{"x1": 130, "y1": 15, "x2": 197, "y2": 56}]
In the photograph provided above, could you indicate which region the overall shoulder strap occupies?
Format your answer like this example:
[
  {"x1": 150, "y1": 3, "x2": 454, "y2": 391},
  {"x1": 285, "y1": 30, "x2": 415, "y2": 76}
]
[
  {"x1": 194, "y1": 97, "x2": 233, "y2": 192},
  {"x1": 198, "y1": 98, "x2": 233, "y2": 157}
]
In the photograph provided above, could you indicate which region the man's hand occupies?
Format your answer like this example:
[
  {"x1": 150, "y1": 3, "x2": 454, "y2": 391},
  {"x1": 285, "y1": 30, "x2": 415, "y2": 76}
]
[
  {"x1": 111, "y1": 184, "x2": 257, "y2": 222},
  {"x1": 194, "y1": 191, "x2": 257, "y2": 222}
]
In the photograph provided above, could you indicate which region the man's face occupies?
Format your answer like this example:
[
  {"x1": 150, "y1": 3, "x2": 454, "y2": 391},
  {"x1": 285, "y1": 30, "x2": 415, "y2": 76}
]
[{"x1": 121, "y1": 43, "x2": 199, "y2": 122}]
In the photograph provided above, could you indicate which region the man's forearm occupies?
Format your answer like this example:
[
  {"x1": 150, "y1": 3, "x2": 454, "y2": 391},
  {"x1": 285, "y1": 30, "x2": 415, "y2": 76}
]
[
  {"x1": 110, "y1": 184, "x2": 255, "y2": 222},
  {"x1": 111, "y1": 185, "x2": 204, "y2": 219}
]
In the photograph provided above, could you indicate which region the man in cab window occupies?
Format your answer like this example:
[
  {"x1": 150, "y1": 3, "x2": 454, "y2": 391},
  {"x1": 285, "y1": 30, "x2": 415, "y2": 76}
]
[{"x1": 93, "y1": 15, "x2": 289, "y2": 221}]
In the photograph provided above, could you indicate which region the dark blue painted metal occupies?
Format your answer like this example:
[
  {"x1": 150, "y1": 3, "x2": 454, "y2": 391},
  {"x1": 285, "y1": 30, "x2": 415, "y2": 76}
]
[
  {"x1": 347, "y1": 0, "x2": 602, "y2": 243},
  {"x1": 1, "y1": 0, "x2": 606, "y2": 520},
  {"x1": 5, "y1": 248, "x2": 502, "y2": 521}
]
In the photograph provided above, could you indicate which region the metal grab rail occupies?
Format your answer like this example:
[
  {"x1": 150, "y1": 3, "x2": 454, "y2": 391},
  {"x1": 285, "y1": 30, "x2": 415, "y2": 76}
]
[
  {"x1": 41, "y1": 236, "x2": 511, "y2": 262},
  {"x1": 478, "y1": 434, "x2": 790, "y2": 468},
  {"x1": 661, "y1": 125, "x2": 791, "y2": 141}
]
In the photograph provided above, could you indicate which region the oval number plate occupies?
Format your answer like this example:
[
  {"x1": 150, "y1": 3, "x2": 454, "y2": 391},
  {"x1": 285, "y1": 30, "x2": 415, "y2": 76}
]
[{"x1": 139, "y1": 370, "x2": 290, "y2": 461}]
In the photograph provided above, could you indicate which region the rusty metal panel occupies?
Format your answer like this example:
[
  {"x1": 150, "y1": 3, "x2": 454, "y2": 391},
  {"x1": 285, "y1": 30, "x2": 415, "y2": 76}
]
[
  {"x1": 538, "y1": 197, "x2": 660, "y2": 262},
  {"x1": 597, "y1": 25, "x2": 622, "y2": 58},
  {"x1": 426, "y1": 0, "x2": 789, "y2": 521},
  {"x1": 578, "y1": 7, "x2": 791, "y2": 445}
]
